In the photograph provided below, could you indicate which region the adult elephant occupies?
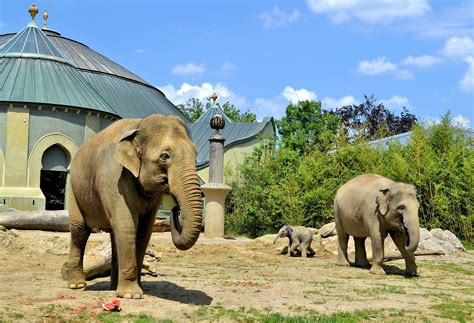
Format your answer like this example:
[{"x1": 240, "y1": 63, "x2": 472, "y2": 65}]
[
  {"x1": 334, "y1": 174, "x2": 420, "y2": 276},
  {"x1": 67, "y1": 114, "x2": 202, "y2": 299}
]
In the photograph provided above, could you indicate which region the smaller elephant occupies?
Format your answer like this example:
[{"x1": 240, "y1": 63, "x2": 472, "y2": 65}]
[{"x1": 273, "y1": 224, "x2": 316, "y2": 257}]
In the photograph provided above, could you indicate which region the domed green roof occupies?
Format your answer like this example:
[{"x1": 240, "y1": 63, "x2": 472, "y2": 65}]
[{"x1": 0, "y1": 22, "x2": 188, "y2": 120}]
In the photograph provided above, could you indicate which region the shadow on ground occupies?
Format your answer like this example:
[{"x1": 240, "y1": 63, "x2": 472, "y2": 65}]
[{"x1": 85, "y1": 281, "x2": 213, "y2": 305}]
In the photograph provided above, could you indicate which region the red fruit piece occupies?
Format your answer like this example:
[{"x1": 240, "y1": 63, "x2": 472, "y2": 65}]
[
  {"x1": 102, "y1": 303, "x2": 115, "y2": 311},
  {"x1": 111, "y1": 298, "x2": 121, "y2": 307}
]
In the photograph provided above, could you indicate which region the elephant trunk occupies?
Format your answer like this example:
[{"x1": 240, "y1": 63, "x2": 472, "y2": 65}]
[
  {"x1": 403, "y1": 210, "x2": 420, "y2": 253},
  {"x1": 169, "y1": 166, "x2": 202, "y2": 251},
  {"x1": 273, "y1": 231, "x2": 282, "y2": 244}
]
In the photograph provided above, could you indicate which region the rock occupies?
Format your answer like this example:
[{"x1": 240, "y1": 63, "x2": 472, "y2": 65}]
[
  {"x1": 153, "y1": 217, "x2": 170, "y2": 232},
  {"x1": 430, "y1": 228, "x2": 465, "y2": 252},
  {"x1": 255, "y1": 234, "x2": 278, "y2": 246},
  {"x1": 321, "y1": 236, "x2": 338, "y2": 255},
  {"x1": 319, "y1": 222, "x2": 336, "y2": 237}
]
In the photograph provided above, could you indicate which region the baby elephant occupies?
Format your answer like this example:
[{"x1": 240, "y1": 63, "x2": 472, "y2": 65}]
[{"x1": 273, "y1": 224, "x2": 316, "y2": 257}]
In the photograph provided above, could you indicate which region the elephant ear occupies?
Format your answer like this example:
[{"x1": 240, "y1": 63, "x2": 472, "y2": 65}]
[
  {"x1": 114, "y1": 129, "x2": 140, "y2": 177},
  {"x1": 376, "y1": 188, "x2": 390, "y2": 215}
]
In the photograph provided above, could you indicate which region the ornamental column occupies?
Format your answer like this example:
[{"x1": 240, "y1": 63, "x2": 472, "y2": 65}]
[{"x1": 201, "y1": 93, "x2": 232, "y2": 238}]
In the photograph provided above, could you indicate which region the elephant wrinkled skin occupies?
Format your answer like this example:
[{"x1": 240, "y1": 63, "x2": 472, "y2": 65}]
[
  {"x1": 273, "y1": 224, "x2": 316, "y2": 257},
  {"x1": 334, "y1": 174, "x2": 420, "y2": 276},
  {"x1": 67, "y1": 114, "x2": 202, "y2": 299}
]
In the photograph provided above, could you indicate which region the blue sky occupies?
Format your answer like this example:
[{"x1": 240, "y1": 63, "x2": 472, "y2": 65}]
[{"x1": 1, "y1": 0, "x2": 473, "y2": 126}]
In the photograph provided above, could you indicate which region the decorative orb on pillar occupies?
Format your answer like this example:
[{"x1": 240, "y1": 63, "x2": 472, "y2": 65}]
[{"x1": 201, "y1": 93, "x2": 232, "y2": 238}]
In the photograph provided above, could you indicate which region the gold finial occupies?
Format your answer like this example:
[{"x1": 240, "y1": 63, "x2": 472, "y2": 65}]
[
  {"x1": 43, "y1": 10, "x2": 48, "y2": 29},
  {"x1": 211, "y1": 93, "x2": 218, "y2": 103},
  {"x1": 28, "y1": 3, "x2": 39, "y2": 21}
]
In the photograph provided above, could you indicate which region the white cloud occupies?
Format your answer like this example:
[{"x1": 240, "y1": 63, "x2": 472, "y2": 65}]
[
  {"x1": 254, "y1": 86, "x2": 318, "y2": 119},
  {"x1": 459, "y1": 56, "x2": 474, "y2": 93},
  {"x1": 399, "y1": 3, "x2": 473, "y2": 39},
  {"x1": 395, "y1": 70, "x2": 415, "y2": 80},
  {"x1": 358, "y1": 57, "x2": 397, "y2": 75},
  {"x1": 380, "y1": 95, "x2": 410, "y2": 110},
  {"x1": 425, "y1": 115, "x2": 471, "y2": 129},
  {"x1": 159, "y1": 82, "x2": 246, "y2": 108},
  {"x1": 171, "y1": 63, "x2": 205, "y2": 76},
  {"x1": 253, "y1": 97, "x2": 288, "y2": 120},
  {"x1": 258, "y1": 6, "x2": 302, "y2": 28},
  {"x1": 401, "y1": 55, "x2": 442, "y2": 68},
  {"x1": 306, "y1": 0, "x2": 430, "y2": 24},
  {"x1": 439, "y1": 36, "x2": 474, "y2": 93},
  {"x1": 135, "y1": 48, "x2": 145, "y2": 54},
  {"x1": 452, "y1": 115, "x2": 471, "y2": 129},
  {"x1": 441, "y1": 36, "x2": 474, "y2": 59},
  {"x1": 282, "y1": 86, "x2": 317, "y2": 103},
  {"x1": 221, "y1": 61, "x2": 238, "y2": 73},
  {"x1": 321, "y1": 95, "x2": 358, "y2": 110}
]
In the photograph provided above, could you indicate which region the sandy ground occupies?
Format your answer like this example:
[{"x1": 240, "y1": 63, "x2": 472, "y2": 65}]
[{"x1": 0, "y1": 230, "x2": 472, "y2": 322}]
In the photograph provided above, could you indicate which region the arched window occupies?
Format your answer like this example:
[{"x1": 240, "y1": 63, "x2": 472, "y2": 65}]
[{"x1": 40, "y1": 145, "x2": 70, "y2": 210}]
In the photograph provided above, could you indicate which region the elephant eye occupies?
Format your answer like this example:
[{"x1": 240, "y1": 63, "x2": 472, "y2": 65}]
[
  {"x1": 159, "y1": 151, "x2": 171, "y2": 162},
  {"x1": 397, "y1": 205, "x2": 406, "y2": 211}
]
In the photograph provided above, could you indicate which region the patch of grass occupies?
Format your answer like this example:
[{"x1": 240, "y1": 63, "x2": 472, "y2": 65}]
[
  {"x1": 461, "y1": 240, "x2": 474, "y2": 250},
  {"x1": 95, "y1": 312, "x2": 159, "y2": 323},
  {"x1": 0, "y1": 307, "x2": 25, "y2": 320},
  {"x1": 353, "y1": 284, "x2": 406, "y2": 296},
  {"x1": 427, "y1": 262, "x2": 473, "y2": 276},
  {"x1": 188, "y1": 306, "x2": 412, "y2": 322},
  {"x1": 431, "y1": 298, "x2": 473, "y2": 323}
]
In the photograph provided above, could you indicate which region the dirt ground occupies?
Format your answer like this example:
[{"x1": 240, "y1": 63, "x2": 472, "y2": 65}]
[{"x1": 0, "y1": 230, "x2": 472, "y2": 322}]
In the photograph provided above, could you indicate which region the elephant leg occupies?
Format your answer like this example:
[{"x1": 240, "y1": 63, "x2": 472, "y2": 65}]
[
  {"x1": 110, "y1": 209, "x2": 143, "y2": 299},
  {"x1": 289, "y1": 241, "x2": 299, "y2": 257},
  {"x1": 354, "y1": 237, "x2": 370, "y2": 268},
  {"x1": 391, "y1": 232, "x2": 417, "y2": 276},
  {"x1": 300, "y1": 242, "x2": 308, "y2": 258},
  {"x1": 110, "y1": 233, "x2": 118, "y2": 290},
  {"x1": 67, "y1": 193, "x2": 91, "y2": 289},
  {"x1": 336, "y1": 233, "x2": 350, "y2": 266},
  {"x1": 369, "y1": 234, "x2": 386, "y2": 275},
  {"x1": 307, "y1": 244, "x2": 316, "y2": 257},
  {"x1": 135, "y1": 212, "x2": 156, "y2": 287}
]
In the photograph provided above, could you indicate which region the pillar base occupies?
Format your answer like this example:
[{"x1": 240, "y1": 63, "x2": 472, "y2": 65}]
[{"x1": 201, "y1": 182, "x2": 231, "y2": 238}]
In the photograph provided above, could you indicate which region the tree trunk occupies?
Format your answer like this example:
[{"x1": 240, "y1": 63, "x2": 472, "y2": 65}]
[
  {"x1": 0, "y1": 210, "x2": 69, "y2": 232},
  {"x1": 61, "y1": 239, "x2": 162, "y2": 280}
]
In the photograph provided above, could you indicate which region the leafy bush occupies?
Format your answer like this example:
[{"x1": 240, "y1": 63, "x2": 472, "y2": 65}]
[{"x1": 226, "y1": 113, "x2": 473, "y2": 240}]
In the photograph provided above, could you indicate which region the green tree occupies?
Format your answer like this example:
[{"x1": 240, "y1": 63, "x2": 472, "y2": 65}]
[
  {"x1": 177, "y1": 97, "x2": 257, "y2": 123},
  {"x1": 278, "y1": 100, "x2": 340, "y2": 154},
  {"x1": 176, "y1": 98, "x2": 204, "y2": 122}
]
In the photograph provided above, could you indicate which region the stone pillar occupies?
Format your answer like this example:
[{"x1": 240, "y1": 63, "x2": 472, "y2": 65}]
[{"x1": 201, "y1": 94, "x2": 231, "y2": 238}]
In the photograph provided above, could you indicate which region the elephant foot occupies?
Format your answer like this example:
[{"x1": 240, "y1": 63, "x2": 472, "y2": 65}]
[
  {"x1": 116, "y1": 284, "x2": 143, "y2": 299},
  {"x1": 354, "y1": 261, "x2": 370, "y2": 268},
  {"x1": 405, "y1": 267, "x2": 418, "y2": 277},
  {"x1": 369, "y1": 265, "x2": 386, "y2": 275},
  {"x1": 68, "y1": 272, "x2": 86, "y2": 289},
  {"x1": 336, "y1": 259, "x2": 350, "y2": 267}
]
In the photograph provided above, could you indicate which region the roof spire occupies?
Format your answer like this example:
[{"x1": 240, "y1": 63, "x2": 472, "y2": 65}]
[
  {"x1": 211, "y1": 92, "x2": 218, "y2": 103},
  {"x1": 43, "y1": 10, "x2": 48, "y2": 29},
  {"x1": 28, "y1": 4, "x2": 39, "y2": 24}
]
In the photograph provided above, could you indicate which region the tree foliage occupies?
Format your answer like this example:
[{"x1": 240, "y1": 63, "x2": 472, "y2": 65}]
[
  {"x1": 226, "y1": 111, "x2": 473, "y2": 241},
  {"x1": 176, "y1": 97, "x2": 256, "y2": 123},
  {"x1": 278, "y1": 100, "x2": 340, "y2": 154},
  {"x1": 332, "y1": 95, "x2": 417, "y2": 141}
]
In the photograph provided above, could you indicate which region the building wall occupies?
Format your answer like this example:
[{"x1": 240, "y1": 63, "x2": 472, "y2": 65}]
[
  {"x1": 29, "y1": 108, "x2": 85, "y2": 154},
  {"x1": 0, "y1": 104, "x2": 115, "y2": 211},
  {"x1": 0, "y1": 105, "x2": 6, "y2": 152}
]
